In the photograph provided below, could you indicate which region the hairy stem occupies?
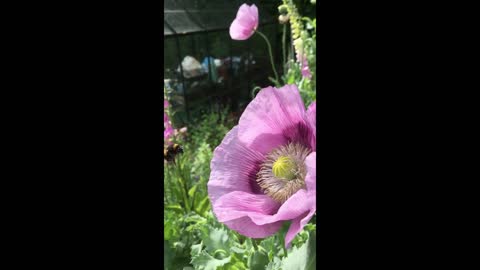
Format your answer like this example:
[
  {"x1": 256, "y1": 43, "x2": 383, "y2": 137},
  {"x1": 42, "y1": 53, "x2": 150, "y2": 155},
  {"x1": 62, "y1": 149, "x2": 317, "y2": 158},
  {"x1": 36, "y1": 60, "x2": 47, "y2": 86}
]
[{"x1": 255, "y1": 30, "x2": 279, "y2": 83}]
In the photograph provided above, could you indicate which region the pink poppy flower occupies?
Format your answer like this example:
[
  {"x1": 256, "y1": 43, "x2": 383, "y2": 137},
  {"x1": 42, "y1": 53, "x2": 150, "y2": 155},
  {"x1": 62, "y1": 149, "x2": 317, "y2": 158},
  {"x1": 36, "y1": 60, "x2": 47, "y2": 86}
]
[
  {"x1": 208, "y1": 85, "x2": 316, "y2": 248},
  {"x1": 229, "y1": 4, "x2": 259, "y2": 40}
]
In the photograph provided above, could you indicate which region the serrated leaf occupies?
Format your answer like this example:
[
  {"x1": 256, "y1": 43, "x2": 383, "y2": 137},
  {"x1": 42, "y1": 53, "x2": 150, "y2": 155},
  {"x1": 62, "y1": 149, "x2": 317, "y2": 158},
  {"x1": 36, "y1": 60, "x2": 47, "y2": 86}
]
[
  {"x1": 259, "y1": 237, "x2": 278, "y2": 261},
  {"x1": 202, "y1": 227, "x2": 231, "y2": 254},
  {"x1": 265, "y1": 257, "x2": 282, "y2": 270},
  {"x1": 191, "y1": 250, "x2": 231, "y2": 270},
  {"x1": 220, "y1": 260, "x2": 247, "y2": 270},
  {"x1": 248, "y1": 249, "x2": 269, "y2": 270},
  {"x1": 230, "y1": 245, "x2": 246, "y2": 254},
  {"x1": 191, "y1": 243, "x2": 203, "y2": 257},
  {"x1": 280, "y1": 230, "x2": 316, "y2": 270}
]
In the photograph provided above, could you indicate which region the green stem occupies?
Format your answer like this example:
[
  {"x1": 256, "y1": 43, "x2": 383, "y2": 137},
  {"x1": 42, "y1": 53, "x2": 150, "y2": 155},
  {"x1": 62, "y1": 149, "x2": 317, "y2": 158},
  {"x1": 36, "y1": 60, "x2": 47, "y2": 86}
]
[
  {"x1": 282, "y1": 24, "x2": 287, "y2": 76},
  {"x1": 251, "y1": 238, "x2": 259, "y2": 251},
  {"x1": 255, "y1": 30, "x2": 279, "y2": 83},
  {"x1": 175, "y1": 163, "x2": 191, "y2": 213},
  {"x1": 165, "y1": 165, "x2": 171, "y2": 204}
]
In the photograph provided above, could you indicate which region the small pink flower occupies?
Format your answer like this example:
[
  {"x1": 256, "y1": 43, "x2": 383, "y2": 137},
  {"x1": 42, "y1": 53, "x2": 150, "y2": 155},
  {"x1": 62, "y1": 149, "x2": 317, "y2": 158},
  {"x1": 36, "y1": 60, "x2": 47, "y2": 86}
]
[
  {"x1": 164, "y1": 122, "x2": 174, "y2": 141},
  {"x1": 164, "y1": 100, "x2": 169, "y2": 109},
  {"x1": 229, "y1": 4, "x2": 259, "y2": 40},
  {"x1": 297, "y1": 52, "x2": 312, "y2": 79},
  {"x1": 208, "y1": 85, "x2": 316, "y2": 248}
]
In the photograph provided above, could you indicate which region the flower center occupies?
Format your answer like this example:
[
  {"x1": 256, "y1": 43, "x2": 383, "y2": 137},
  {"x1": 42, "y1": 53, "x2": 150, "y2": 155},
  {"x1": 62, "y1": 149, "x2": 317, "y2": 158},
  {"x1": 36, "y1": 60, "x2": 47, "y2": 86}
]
[
  {"x1": 272, "y1": 156, "x2": 296, "y2": 180},
  {"x1": 257, "y1": 142, "x2": 311, "y2": 203}
]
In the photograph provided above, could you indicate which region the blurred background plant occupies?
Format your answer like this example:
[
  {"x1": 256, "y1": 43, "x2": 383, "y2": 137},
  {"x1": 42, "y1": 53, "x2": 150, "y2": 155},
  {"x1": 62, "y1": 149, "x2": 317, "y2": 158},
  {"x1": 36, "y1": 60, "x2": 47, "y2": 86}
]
[{"x1": 278, "y1": 0, "x2": 316, "y2": 107}]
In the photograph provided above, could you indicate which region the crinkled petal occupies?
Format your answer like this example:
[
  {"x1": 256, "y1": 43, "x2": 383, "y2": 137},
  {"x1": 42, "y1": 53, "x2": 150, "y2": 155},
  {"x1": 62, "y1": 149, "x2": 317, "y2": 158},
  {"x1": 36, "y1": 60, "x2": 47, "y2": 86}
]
[
  {"x1": 214, "y1": 188, "x2": 309, "y2": 224},
  {"x1": 305, "y1": 152, "x2": 316, "y2": 192},
  {"x1": 238, "y1": 85, "x2": 314, "y2": 153},
  {"x1": 249, "y1": 4, "x2": 259, "y2": 28},
  {"x1": 247, "y1": 189, "x2": 311, "y2": 225},
  {"x1": 282, "y1": 152, "x2": 317, "y2": 247},
  {"x1": 208, "y1": 126, "x2": 266, "y2": 205},
  {"x1": 235, "y1": 4, "x2": 257, "y2": 28},
  {"x1": 214, "y1": 191, "x2": 280, "y2": 223},
  {"x1": 213, "y1": 188, "x2": 315, "y2": 245},
  {"x1": 229, "y1": 19, "x2": 254, "y2": 40},
  {"x1": 306, "y1": 101, "x2": 316, "y2": 130},
  {"x1": 236, "y1": 4, "x2": 258, "y2": 29},
  {"x1": 229, "y1": 4, "x2": 258, "y2": 40},
  {"x1": 285, "y1": 207, "x2": 316, "y2": 248},
  {"x1": 223, "y1": 216, "x2": 283, "y2": 239}
]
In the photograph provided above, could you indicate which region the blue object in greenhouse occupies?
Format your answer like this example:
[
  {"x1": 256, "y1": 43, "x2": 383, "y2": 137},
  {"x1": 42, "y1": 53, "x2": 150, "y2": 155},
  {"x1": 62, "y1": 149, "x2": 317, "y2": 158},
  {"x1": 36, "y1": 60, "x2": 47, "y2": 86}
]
[{"x1": 202, "y1": 56, "x2": 218, "y2": 83}]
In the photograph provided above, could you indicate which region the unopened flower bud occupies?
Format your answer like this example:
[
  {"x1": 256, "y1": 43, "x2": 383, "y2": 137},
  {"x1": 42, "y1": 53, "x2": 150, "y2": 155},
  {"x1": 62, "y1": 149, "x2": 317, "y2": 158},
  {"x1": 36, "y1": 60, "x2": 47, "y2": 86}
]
[
  {"x1": 278, "y1": 4, "x2": 288, "y2": 15},
  {"x1": 278, "y1": 14, "x2": 289, "y2": 24}
]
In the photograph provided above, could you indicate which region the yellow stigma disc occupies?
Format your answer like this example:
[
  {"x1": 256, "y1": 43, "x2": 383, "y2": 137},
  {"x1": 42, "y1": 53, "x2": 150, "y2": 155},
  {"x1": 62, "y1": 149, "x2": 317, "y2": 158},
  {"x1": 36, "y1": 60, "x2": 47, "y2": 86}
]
[{"x1": 272, "y1": 156, "x2": 296, "y2": 180}]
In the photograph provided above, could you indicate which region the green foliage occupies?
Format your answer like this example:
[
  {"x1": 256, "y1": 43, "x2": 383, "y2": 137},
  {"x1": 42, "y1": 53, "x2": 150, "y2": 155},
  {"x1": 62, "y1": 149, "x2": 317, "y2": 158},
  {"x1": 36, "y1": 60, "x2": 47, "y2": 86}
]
[{"x1": 280, "y1": 229, "x2": 316, "y2": 270}]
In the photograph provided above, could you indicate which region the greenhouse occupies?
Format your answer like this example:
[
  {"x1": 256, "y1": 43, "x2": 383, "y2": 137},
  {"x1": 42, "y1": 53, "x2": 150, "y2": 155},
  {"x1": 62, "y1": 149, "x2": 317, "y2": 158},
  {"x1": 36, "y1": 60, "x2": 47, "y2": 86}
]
[{"x1": 164, "y1": 0, "x2": 280, "y2": 125}]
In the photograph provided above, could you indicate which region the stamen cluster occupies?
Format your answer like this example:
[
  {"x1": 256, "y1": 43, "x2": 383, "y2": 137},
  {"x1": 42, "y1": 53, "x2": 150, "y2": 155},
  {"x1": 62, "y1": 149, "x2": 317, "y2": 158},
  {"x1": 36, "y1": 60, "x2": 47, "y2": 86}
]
[{"x1": 257, "y1": 142, "x2": 311, "y2": 203}]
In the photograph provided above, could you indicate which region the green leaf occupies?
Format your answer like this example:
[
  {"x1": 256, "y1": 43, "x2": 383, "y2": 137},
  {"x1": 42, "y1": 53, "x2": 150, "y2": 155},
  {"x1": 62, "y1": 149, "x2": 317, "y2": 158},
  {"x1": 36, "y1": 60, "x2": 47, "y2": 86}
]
[
  {"x1": 248, "y1": 249, "x2": 269, "y2": 270},
  {"x1": 265, "y1": 257, "x2": 282, "y2": 270},
  {"x1": 191, "y1": 251, "x2": 231, "y2": 270},
  {"x1": 191, "y1": 243, "x2": 203, "y2": 257},
  {"x1": 164, "y1": 241, "x2": 174, "y2": 270},
  {"x1": 165, "y1": 204, "x2": 183, "y2": 213},
  {"x1": 188, "y1": 184, "x2": 197, "y2": 198},
  {"x1": 220, "y1": 261, "x2": 247, "y2": 270},
  {"x1": 259, "y1": 236, "x2": 279, "y2": 261},
  {"x1": 280, "y1": 230, "x2": 316, "y2": 270},
  {"x1": 202, "y1": 227, "x2": 231, "y2": 254},
  {"x1": 195, "y1": 196, "x2": 210, "y2": 216},
  {"x1": 276, "y1": 221, "x2": 291, "y2": 257}
]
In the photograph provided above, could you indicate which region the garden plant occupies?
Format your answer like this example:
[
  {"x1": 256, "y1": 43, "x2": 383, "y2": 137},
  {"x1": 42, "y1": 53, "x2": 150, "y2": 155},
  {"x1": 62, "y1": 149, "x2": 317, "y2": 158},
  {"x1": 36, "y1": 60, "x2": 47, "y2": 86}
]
[{"x1": 164, "y1": 1, "x2": 317, "y2": 269}]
